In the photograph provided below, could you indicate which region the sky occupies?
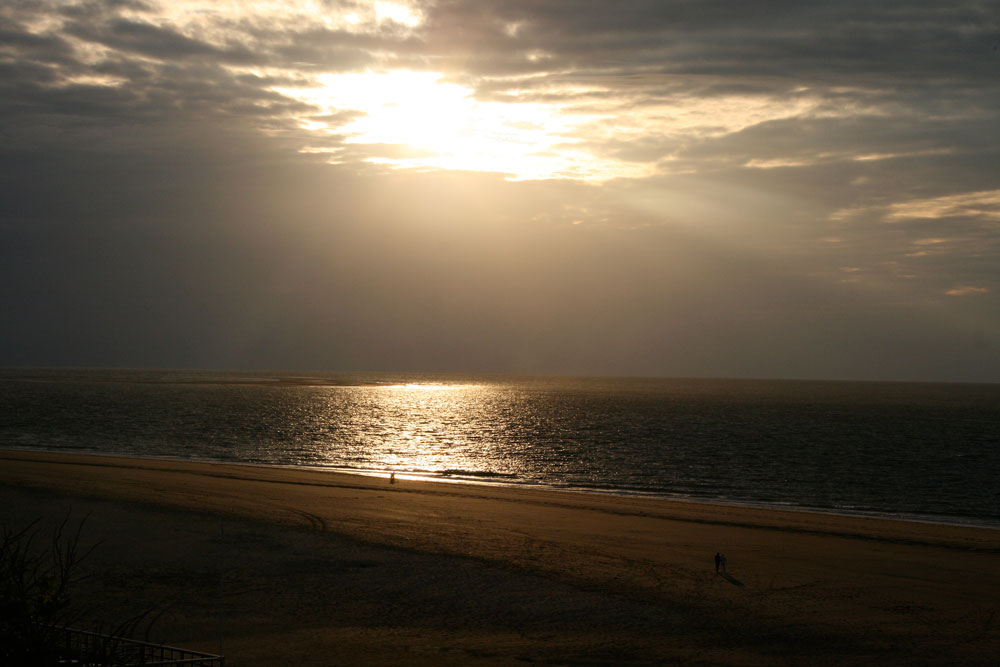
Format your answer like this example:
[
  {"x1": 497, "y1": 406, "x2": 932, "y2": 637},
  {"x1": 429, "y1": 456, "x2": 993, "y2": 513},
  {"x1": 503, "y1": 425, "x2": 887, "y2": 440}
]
[{"x1": 2, "y1": 0, "x2": 999, "y2": 382}]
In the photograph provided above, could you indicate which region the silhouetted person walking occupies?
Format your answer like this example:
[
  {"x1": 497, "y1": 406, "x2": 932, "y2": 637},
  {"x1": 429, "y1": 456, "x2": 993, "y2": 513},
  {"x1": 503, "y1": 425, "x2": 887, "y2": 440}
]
[
  {"x1": 720, "y1": 553, "x2": 727, "y2": 573},
  {"x1": 714, "y1": 552, "x2": 721, "y2": 573}
]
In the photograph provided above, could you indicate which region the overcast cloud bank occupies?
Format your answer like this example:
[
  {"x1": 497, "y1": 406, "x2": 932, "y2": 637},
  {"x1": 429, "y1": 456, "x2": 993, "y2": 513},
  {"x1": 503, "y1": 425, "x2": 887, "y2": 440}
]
[{"x1": 2, "y1": 1, "x2": 998, "y2": 381}]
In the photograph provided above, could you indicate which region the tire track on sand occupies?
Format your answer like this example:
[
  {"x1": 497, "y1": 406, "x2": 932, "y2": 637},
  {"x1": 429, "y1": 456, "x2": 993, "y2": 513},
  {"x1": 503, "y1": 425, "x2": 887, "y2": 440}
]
[{"x1": 256, "y1": 500, "x2": 327, "y2": 531}]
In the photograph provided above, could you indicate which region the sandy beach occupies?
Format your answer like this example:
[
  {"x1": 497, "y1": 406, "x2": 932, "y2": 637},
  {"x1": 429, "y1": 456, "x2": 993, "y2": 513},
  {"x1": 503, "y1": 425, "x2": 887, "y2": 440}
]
[{"x1": 1, "y1": 449, "x2": 997, "y2": 665}]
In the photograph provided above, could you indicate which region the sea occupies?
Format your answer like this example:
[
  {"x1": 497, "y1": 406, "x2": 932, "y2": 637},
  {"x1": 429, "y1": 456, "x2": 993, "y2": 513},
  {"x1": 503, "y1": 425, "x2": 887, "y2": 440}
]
[{"x1": 1, "y1": 368, "x2": 998, "y2": 527}]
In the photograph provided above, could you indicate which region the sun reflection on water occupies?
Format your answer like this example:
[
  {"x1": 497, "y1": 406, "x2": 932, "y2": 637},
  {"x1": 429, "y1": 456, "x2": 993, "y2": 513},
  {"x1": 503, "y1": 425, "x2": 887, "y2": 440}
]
[
  {"x1": 385, "y1": 382, "x2": 461, "y2": 391},
  {"x1": 325, "y1": 380, "x2": 519, "y2": 481}
]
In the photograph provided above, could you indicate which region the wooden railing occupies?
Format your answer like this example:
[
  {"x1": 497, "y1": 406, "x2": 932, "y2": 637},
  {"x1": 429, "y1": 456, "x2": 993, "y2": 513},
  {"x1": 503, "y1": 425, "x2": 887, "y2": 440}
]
[{"x1": 51, "y1": 625, "x2": 224, "y2": 666}]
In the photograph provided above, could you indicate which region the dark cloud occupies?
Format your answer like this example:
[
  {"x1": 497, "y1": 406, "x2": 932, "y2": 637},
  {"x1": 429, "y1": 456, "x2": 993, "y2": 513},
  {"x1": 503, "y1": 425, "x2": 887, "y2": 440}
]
[
  {"x1": 421, "y1": 1, "x2": 999, "y2": 91},
  {"x1": 68, "y1": 18, "x2": 233, "y2": 60}
]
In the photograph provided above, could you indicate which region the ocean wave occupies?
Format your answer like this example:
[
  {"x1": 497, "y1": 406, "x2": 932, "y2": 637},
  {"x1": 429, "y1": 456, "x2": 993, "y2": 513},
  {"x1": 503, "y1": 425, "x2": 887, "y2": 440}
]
[{"x1": 435, "y1": 469, "x2": 520, "y2": 479}]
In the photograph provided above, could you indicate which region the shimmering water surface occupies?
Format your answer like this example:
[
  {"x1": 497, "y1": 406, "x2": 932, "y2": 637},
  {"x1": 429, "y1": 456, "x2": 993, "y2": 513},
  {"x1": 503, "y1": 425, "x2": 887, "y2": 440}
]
[{"x1": 1, "y1": 368, "x2": 998, "y2": 525}]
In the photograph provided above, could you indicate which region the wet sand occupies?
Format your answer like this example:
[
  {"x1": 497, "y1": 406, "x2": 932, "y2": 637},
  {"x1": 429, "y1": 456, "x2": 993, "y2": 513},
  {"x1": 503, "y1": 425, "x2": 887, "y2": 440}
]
[{"x1": 1, "y1": 449, "x2": 998, "y2": 665}]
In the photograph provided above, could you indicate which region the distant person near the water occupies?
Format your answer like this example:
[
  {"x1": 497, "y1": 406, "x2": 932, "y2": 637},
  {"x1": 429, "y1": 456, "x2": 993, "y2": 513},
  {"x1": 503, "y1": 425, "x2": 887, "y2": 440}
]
[
  {"x1": 714, "y1": 552, "x2": 721, "y2": 573},
  {"x1": 390, "y1": 472, "x2": 396, "y2": 484},
  {"x1": 720, "y1": 553, "x2": 727, "y2": 573}
]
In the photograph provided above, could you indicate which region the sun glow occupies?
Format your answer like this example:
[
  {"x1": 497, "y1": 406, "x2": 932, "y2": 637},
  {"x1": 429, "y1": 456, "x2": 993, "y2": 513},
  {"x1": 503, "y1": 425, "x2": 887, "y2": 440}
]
[
  {"x1": 374, "y1": 1, "x2": 421, "y2": 26},
  {"x1": 273, "y1": 70, "x2": 651, "y2": 181}
]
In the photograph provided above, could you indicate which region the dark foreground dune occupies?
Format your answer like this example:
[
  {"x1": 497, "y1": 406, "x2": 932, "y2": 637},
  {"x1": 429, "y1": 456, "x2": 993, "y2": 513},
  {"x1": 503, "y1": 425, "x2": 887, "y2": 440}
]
[{"x1": 1, "y1": 450, "x2": 998, "y2": 665}]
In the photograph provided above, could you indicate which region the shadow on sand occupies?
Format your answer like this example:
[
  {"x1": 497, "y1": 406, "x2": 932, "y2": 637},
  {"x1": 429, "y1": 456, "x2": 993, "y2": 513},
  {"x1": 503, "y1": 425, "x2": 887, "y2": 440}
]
[{"x1": 720, "y1": 572, "x2": 745, "y2": 588}]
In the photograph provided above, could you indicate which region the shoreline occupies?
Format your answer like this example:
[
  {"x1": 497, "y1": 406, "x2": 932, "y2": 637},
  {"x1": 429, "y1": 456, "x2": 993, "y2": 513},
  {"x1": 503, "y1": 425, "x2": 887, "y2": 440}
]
[
  {"x1": 2, "y1": 449, "x2": 999, "y2": 664},
  {"x1": 5, "y1": 446, "x2": 997, "y2": 531}
]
